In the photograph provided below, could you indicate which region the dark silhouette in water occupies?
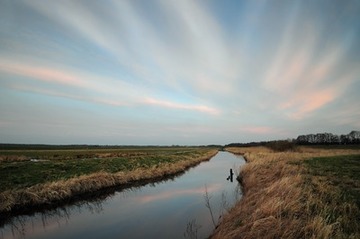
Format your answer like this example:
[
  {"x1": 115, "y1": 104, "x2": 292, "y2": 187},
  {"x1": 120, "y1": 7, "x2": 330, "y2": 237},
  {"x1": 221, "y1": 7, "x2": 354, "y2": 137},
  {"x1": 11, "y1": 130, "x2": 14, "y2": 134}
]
[{"x1": 226, "y1": 169, "x2": 234, "y2": 182}]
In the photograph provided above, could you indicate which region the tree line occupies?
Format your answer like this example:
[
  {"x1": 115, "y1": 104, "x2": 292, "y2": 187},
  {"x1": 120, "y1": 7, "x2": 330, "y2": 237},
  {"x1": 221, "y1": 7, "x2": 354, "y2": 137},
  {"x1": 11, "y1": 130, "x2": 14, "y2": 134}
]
[
  {"x1": 225, "y1": 130, "x2": 360, "y2": 149},
  {"x1": 296, "y1": 131, "x2": 360, "y2": 145}
]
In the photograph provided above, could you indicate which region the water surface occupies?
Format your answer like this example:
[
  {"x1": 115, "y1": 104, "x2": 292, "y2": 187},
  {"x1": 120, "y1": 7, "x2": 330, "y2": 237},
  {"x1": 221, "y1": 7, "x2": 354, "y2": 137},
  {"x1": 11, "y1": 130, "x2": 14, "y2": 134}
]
[{"x1": 1, "y1": 151, "x2": 245, "y2": 239}]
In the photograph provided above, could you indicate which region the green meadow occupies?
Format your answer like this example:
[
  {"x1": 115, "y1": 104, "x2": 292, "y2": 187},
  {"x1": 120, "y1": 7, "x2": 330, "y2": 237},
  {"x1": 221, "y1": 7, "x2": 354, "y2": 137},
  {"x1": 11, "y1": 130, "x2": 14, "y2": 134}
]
[{"x1": 0, "y1": 146, "x2": 215, "y2": 192}]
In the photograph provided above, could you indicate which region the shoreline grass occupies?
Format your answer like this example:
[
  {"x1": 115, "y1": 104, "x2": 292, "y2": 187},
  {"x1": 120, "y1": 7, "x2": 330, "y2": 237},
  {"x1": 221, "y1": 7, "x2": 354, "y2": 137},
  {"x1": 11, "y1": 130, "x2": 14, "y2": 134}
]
[
  {"x1": 211, "y1": 146, "x2": 360, "y2": 239},
  {"x1": 0, "y1": 147, "x2": 218, "y2": 215}
]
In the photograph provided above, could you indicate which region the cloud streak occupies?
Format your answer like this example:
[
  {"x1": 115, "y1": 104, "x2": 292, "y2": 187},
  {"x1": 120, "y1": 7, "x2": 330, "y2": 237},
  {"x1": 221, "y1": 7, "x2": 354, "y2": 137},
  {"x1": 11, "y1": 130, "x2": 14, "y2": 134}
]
[
  {"x1": 143, "y1": 98, "x2": 220, "y2": 115},
  {"x1": 0, "y1": 0, "x2": 359, "y2": 144},
  {"x1": 0, "y1": 59, "x2": 219, "y2": 115}
]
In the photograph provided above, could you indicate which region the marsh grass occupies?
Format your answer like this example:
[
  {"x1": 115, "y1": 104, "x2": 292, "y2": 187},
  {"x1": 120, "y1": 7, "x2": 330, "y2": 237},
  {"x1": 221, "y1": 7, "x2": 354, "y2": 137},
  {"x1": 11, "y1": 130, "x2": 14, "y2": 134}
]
[
  {"x1": 0, "y1": 148, "x2": 214, "y2": 191},
  {"x1": 212, "y1": 146, "x2": 360, "y2": 239},
  {"x1": 303, "y1": 154, "x2": 360, "y2": 237},
  {"x1": 0, "y1": 148, "x2": 218, "y2": 214}
]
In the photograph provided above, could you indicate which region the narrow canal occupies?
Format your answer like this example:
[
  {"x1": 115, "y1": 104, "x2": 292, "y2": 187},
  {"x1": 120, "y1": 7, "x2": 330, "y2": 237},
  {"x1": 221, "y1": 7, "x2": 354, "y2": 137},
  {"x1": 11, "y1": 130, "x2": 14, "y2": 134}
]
[{"x1": 1, "y1": 151, "x2": 246, "y2": 239}]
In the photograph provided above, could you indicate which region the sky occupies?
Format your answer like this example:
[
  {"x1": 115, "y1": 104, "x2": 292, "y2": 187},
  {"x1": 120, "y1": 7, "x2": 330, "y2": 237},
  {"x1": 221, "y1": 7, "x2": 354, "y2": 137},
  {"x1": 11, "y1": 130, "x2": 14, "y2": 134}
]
[{"x1": 0, "y1": 0, "x2": 359, "y2": 145}]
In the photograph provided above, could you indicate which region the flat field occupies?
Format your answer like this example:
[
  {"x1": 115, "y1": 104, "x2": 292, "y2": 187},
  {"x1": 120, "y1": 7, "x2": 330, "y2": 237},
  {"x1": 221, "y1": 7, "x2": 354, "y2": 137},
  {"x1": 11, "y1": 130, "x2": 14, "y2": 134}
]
[
  {"x1": 304, "y1": 154, "x2": 360, "y2": 235},
  {"x1": 0, "y1": 147, "x2": 213, "y2": 191},
  {"x1": 0, "y1": 146, "x2": 218, "y2": 213}
]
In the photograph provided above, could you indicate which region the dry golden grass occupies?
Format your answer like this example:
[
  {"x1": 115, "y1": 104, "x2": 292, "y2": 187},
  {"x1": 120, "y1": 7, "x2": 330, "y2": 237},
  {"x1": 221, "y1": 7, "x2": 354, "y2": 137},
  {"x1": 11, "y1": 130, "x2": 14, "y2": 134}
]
[
  {"x1": 0, "y1": 155, "x2": 28, "y2": 162},
  {"x1": 0, "y1": 149, "x2": 218, "y2": 213},
  {"x1": 211, "y1": 146, "x2": 360, "y2": 239}
]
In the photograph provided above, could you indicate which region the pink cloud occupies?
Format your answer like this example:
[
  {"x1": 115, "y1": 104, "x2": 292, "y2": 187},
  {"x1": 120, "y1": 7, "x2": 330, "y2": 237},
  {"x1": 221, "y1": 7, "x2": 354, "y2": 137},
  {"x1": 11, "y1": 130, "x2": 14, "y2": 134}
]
[
  {"x1": 8, "y1": 83, "x2": 129, "y2": 108},
  {"x1": 0, "y1": 60, "x2": 86, "y2": 88},
  {"x1": 0, "y1": 59, "x2": 140, "y2": 96},
  {"x1": 278, "y1": 88, "x2": 336, "y2": 120},
  {"x1": 280, "y1": 69, "x2": 358, "y2": 120},
  {"x1": 260, "y1": 24, "x2": 356, "y2": 121},
  {"x1": 240, "y1": 126, "x2": 275, "y2": 134},
  {"x1": 288, "y1": 89, "x2": 336, "y2": 120},
  {"x1": 0, "y1": 59, "x2": 147, "y2": 107},
  {"x1": 144, "y1": 97, "x2": 220, "y2": 115}
]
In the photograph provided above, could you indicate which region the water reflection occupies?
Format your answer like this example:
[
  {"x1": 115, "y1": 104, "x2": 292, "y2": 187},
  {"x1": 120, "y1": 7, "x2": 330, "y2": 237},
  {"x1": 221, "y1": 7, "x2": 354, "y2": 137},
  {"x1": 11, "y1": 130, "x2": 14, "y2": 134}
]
[
  {"x1": 1, "y1": 152, "x2": 245, "y2": 239},
  {"x1": 3, "y1": 194, "x2": 112, "y2": 239},
  {"x1": 137, "y1": 184, "x2": 222, "y2": 204}
]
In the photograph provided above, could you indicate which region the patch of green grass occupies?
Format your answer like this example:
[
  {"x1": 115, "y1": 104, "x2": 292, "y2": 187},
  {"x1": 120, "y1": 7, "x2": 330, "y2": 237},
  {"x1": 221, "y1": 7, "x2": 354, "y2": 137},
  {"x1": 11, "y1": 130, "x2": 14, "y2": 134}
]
[
  {"x1": 304, "y1": 154, "x2": 360, "y2": 236},
  {"x1": 0, "y1": 147, "x2": 213, "y2": 191},
  {"x1": 305, "y1": 155, "x2": 360, "y2": 205}
]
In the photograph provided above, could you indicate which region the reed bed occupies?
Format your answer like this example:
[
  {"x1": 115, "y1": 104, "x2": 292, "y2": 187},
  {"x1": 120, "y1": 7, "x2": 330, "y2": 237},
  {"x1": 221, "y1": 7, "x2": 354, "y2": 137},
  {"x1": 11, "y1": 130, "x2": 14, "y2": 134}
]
[
  {"x1": 0, "y1": 149, "x2": 218, "y2": 214},
  {"x1": 212, "y1": 146, "x2": 360, "y2": 239}
]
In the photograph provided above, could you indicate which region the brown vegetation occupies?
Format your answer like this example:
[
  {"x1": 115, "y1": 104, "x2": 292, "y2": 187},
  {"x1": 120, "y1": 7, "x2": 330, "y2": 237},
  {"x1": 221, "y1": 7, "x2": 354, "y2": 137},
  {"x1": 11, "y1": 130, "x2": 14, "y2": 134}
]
[
  {"x1": 266, "y1": 140, "x2": 297, "y2": 152},
  {"x1": 211, "y1": 146, "x2": 360, "y2": 239},
  {"x1": 0, "y1": 149, "x2": 218, "y2": 214}
]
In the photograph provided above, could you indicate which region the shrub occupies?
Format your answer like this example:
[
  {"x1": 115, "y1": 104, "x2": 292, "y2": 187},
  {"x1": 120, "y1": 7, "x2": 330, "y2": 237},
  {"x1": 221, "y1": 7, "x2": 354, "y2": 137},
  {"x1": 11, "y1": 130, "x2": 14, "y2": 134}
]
[{"x1": 266, "y1": 140, "x2": 297, "y2": 152}]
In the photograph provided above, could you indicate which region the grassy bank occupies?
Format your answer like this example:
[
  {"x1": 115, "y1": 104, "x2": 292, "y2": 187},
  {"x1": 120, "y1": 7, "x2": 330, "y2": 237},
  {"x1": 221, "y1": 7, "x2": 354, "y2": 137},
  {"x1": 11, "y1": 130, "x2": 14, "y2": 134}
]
[
  {"x1": 0, "y1": 147, "x2": 218, "y2": 214},
  {"x1": 212, "y1": 146, "x2": 360, "y2": 239}
]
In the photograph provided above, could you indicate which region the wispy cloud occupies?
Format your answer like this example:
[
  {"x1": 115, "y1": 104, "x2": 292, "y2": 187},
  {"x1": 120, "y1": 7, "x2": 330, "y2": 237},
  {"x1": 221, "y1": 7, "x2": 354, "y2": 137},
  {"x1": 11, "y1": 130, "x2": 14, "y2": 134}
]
[
  {"x1": 0, "y1": 59, "x2": 220, "y2": 114},
  {"x1": 260, "y1": 14, "x2": 358, "y2": 120},
  {"x1": 0, "y1": 59, "x2": 142, "y2": 104},
  {"x1": 17, "y1": 0, "x2": 236, "y2": 106},
  {"x1": 143, "y1": 98, "x2": 220, "y2": 115},
  {"x1": 239, "y1": 126, "x2": 277, "y2": 134},
  {"x1": 0, "y1": 59, "x2": 90, "y2": 88},
  {"x1": 0, "y1": 0, "x2": 359, "y2": 144}
]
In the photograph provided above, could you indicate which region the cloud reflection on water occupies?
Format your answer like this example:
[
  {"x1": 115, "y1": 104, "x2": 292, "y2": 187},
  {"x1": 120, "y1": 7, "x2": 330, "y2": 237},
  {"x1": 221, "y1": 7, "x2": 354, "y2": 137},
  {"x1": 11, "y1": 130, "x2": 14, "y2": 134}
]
[{"x1": 136, "y1": 183, "x2": 222, "y2": 204}]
